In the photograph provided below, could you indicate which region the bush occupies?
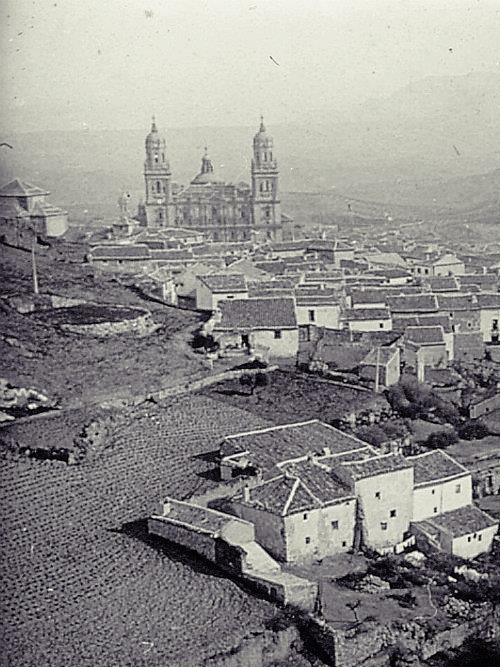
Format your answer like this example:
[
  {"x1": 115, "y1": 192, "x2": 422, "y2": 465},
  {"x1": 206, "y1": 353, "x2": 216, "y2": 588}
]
[
  {"x1": 425, "y1": 430, "x2": 459, "y2": 449},
  {"x1": 458, "y1": 420, "x2": 490, "y2": 441}
]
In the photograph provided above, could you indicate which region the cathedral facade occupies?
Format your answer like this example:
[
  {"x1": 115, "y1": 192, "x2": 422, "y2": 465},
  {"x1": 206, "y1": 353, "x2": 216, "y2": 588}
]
[{"x1": 136, "y1": 117, "x2": 291, "y2": 242}]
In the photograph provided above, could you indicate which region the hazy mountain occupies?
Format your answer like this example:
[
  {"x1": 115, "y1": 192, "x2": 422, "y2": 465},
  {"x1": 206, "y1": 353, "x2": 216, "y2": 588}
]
[{"x1": 0, "y1": 72, "x2": 498, "y2": 224}]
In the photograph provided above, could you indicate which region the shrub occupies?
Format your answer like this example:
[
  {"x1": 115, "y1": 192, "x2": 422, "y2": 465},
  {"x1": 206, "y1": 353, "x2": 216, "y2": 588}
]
[
  {"x1": 425, "y1": 430, "x2": 459, "y2": 449},
  {"x1": 458, "y1": 420, "x2": 490, "y2": 441},
  {"x1": 239, "y1": 371, "x2": 269, "y2": 396}
]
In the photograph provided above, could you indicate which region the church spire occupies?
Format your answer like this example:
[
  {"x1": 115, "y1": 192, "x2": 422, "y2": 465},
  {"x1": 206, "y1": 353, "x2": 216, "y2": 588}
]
[
  {"x1": 151, "y1": 115, "x2": 157, "y2": 133},
  {"x1": 259, "y1": 115, "x2": 266, "y2": 133}
]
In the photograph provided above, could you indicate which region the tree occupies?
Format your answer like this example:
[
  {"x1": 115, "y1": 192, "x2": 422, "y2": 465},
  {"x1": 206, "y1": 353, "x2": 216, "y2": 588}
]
[
  {"x1": 239, "y1": 371, "x2": 269, "y2": 396},
  {"x1": 458, "y1": 420, "x2": 490, "y2": 441},
  {"x1": 425, "y1": 430, "x2": 459, "y2": 449}
]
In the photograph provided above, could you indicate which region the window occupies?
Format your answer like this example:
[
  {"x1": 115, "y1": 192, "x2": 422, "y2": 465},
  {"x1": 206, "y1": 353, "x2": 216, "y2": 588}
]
[
  {"x1": 424, "y1": 268, "x2": 429, "y2": 275},
  {"x1": 431, "y1": 489, "x2": 435, "y2": 495},
  {"x1": 308, "y1": 309, "x2": 315, "y2": 322},
  {"x1": 342, "y1": 541, "x2": 347, "y2": 547},
  {"x1": 331, "y1": 520, "x2": 339, "y2": 530},
  {"x1": 390, "y1": 509, "x2": 397, "y2": 518},
  {"x1": 305, "y1": 537, "x2": 311, "y2": 545},
  {"x1": 303, "y1": 513, "x2": 308, "y2": 520},
  {"x1": 433, "y1": 507, "x2": 438, "y2": 514},
  {"x1": 467, "y1": 536, "x2": 472, "y2": 543},
  {"x1": 473, "y1": 533, "x2": 477, "y2": 539},
  {"x1": 455, "y1": 484, "x2": 461, "y2": 494},
  {"x1": 478, "y1": 534, "x2": 482, "y2": 541},
  {"x1": 156, "y1": 180, "x2": 161, "y2": 192},
  {"x1": 379, "y1": 322, "x2": 384, "y2": 328},
  {"x1": 375, "y1": 491, "x2": 381, "y2": 499},
  {"x1": 381, "y1": 522, "x2": 388, "y2": 531},
  {"x1": 274, "y1": 330, "x2": 282, "y2": 339}
]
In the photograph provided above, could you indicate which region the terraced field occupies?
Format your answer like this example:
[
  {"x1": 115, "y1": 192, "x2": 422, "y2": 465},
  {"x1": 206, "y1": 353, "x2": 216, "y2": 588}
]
[{"x1": 0, "y1": 396, "x2": 277, "y2": 667}]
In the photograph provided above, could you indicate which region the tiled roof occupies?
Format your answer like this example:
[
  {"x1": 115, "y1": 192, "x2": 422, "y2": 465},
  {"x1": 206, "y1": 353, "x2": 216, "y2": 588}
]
[
  {"x1": 254, "y1": 278, "x2": 299, "y2": 290},
  {"x1": 270, "y1": 240, "x2": 308, "y2": 252},
  {"x1": 363, "y1": 252, "x2": 407, "y2": 267},
  {"x1": 249, "y1": 287, "x2": 294, "y2": 299},
  {"x1": 459, "y1": 274, "x2": 498, "y2": 289},
  {"x1": 433, "y1": 253, "x2": 462, "y2": 266},
  {"x1": 295, "y1": 288, "x2": 338, "y2": 306},
  {"x1": 408, "y1": 450, "x2": 469, "y2": 486},
  {"x1": 234, "y1": 475, "x2": 321, "y2": 515},
  {"x1": 199, "y1": 273, "x2": 247, "y2": 293},
  {"x1": 151, "y1": 249, "x2": 194, "y2": 261},
  {"x1": 393, "y1": 315, "x2": 452, "y2": 334},
  {"x1": 255, "y1": 261, "x2": 286, "y2": 275},
  {"x1": 215, "y1": 296, "x2": 297, "y2": 330},
  {"x1": 338, "y1": 453, "x2": 412, "y2": 482},
  {"x1": 342, "y1": 308, "x2": 391, "y2": 321},
  {"x1": 0, "y1": 199, "x2": 30, "y2": 218},
  {"x1": 476, "y1": 293, "x2": 500, "y2": 308},
  {"x1": 350, "y1": 289, "x2": 388, "y2": 305},
  {"x1": 371, "y1": 267, "x2": 412, "y2": 279},
  {"x1": 90, "y1": 244, "x2": 151, "y2": 260},
  {"x1": 387, "y1": 294, "x2": 438, "y2": 313},
  {"x1": 0, "y1": 178, "x2": 49, "y2": 197},
  {"x1": 221, "y1": 420, "x2": 368, "y2": 473},
  {"x1": 436, "y1": 294, "x2": 479, "y2": 311},
  {"x1": 303, "y1": 271, "x2": 343, "y2": 283},
  {"x1": 424, "y1": 505, "x2": 498, "y2": 537},
  {"x1": 157, "y1": 498, "x2": 250, "y2": 534},
  {"x1": 425, "y1": 276, "x2": 460, "y2": 292},
  {"x1": 281, "y1": 460, "x2": 353, "y2": 504},
  {"x1": 405, "y1": 325, "x2": 445, "y2": 345}
]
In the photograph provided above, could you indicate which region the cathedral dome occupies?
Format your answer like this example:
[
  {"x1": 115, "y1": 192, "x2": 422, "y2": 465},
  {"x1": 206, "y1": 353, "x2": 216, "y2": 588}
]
[{"x1": 191, "y1": 147, "x2": 219, "y2": 185}]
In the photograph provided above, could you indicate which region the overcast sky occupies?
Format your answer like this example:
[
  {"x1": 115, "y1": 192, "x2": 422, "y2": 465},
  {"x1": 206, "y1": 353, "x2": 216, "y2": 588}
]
[{"x1": 1, "y1": 0, "x2": 500, "y2": 131}]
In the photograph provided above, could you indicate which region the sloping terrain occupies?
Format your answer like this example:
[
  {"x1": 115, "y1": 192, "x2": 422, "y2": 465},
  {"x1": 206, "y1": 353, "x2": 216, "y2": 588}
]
[{"x1": 0, "y1": 396, "x2": 278, "y2": 667}]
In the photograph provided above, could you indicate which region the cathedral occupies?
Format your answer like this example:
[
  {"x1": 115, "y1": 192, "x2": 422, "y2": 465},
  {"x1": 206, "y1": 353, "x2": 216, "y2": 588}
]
[{"x1": 136, "y1": 117, "x2": 292, "y2": 242}]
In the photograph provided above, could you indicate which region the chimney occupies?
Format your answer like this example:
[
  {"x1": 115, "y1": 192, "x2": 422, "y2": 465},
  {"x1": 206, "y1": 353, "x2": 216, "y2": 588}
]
[
  {"x1": 243, "y1": 485, "x2": 250, "y2": 502},
  {"x1": 162, "y1": 500, "x2": 172, "y2": 516}
]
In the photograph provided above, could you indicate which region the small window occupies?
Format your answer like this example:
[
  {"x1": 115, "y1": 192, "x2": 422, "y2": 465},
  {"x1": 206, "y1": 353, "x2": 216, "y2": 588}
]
[
  {"x1": 433, "y1": 507, "x2": 438, "y2": 514},
  {"x1": 375, "y1": 491, "x2": 381, "y2": 499},
  {"x1": 331, "y1": 520, "x2": 339, "y2": 530},
  {"x1": 305, "y1": 537, "x2": 311, "y2": 545},
  {"x1": 303, "y1": 513, "x2": 308, "y2": 520},
  {"x1": 455, "y1": 484, "x2": 461, "y2": 494},
  {"x1": 431, "y1": 489, "x2": 435, "y2": 495},
  {"x1": 390, "y1": 509, "x2": 397, "y2": 518},
  {"x1": 308, "y1": 309, "x2": 315, "y2": 322},
  {"x1": 342, "y1": 540, "x2": 347, "y2": 547},
  {"x1": 467, "y1": 536, "x2": 472, "y2": 543},
  {"x1": 379, "y1": 322, "x2": 384, "y2": 328},
  {"x1": 274, "y1": 330, "x2": 282, "y2": 339},
  {"x1": 478, "y1": 534, "x2": 482, "y2": 541},
  {"x1": 381, "y1": 522, "x2": 388, "y2": 531},
  {"x1": 473, "y1": 533, "x2": 477, "y2": 539}
]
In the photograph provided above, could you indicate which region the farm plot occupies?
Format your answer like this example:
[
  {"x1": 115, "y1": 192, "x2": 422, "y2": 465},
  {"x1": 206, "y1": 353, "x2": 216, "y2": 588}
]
[
  {"x1": 0, "y1": 395, "x2": 274, "y2": 667},
  {"x1": 201, "y1": 369, "x2": 389, "y2": 425}
]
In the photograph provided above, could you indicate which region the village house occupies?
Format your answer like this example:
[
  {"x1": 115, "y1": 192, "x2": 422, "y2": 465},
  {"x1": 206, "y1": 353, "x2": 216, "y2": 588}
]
[
  {"x1": 294, "y1": 287, "x2": 341, "y2": 337},
  {"x1": 0, "y1": 178, "x2": 68, "y2": 249},
  {"x1": 209, "y1": 296, "x2": 299, "y2": 358},
  {"x1": 306, "y1": 239, "x2": 355, "y2": 267},
  {"x1": 195, "y1": 273, "x2": 249, "y2": 311},
  {"x1": 87, "y1": 244, "x2": 153, "y2": 271},
  {"x1": 348, "y1": 288, "x2": 387, "y2": 310},
  {"x1": 174, "y1": 261, "x2": 223, "y2": 299},
  {"x1": 412, "y1": 505, "x2": 498, "y2": 560},
  {"x1": 422, "y1": 276, "x2": 460, "y2": 294},
  {"x1": 436, "y1": 294, "x2": 481, "y2": 333},
  {"x1": 406, "y1": 253, "x2": 465, "y2": 278},
  {"x1": 387, "y1": 293, "x2": 439, "y2": 317},
  {"x1": 476, "y1": 293, "x2": 500, "y2": 343},
  {"x1": 359, "y1": 346, "x2": 401, "y2": 389},
  {"x1": 393, "y1": 314, "x2": 454, "y2": 361},
  {"x1": 403, "y1": 326, "x2": 448, "y2": 370},
  {"x1": 215, "y1": 420, "x2": 498, "y2": 561},
  {"x1": 369, "y1": 267, "x2": 413, "y2": 285},
  {"x1": 341, "y1": 308, "x2": 393, "y2": 332}
]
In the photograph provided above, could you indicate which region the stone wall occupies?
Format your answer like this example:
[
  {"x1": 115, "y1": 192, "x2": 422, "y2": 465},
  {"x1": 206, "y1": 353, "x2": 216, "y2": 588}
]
[
  {"x1": 203, "y1": 626, "x2": 303, "y2": 667},
  {"x1": 61, "y1": 311, "x2": 155, "y2": 337}
]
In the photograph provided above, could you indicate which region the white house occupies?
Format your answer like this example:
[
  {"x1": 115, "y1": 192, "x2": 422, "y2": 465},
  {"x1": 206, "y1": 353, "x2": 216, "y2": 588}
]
[
  {"x1": 294, "y1": 288, "x2": 341, "y2": 331},
  {"x1": 341, "y1": 308, "x2": 393, "y2": 332},
  {"x1": 477, "y1": 293, "x2": 500, "y2": 343},
  {"x1": 196, "y1": 273, "x2": 249, "y2": 311},
  {"x1": 211, "y1": 296, "x2": 299, "y2": 358}
]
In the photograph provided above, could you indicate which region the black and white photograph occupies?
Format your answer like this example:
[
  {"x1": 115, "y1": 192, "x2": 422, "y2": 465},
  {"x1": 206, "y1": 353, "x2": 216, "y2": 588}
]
[{"x1": 1, "y1": 1, "x2": 500, "y2": 665}]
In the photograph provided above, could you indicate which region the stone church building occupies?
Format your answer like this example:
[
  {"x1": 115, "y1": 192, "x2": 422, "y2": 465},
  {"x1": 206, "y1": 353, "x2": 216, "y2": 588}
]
[{"x1": 136, "y1": 117, "x2": 292, "y2": 242}]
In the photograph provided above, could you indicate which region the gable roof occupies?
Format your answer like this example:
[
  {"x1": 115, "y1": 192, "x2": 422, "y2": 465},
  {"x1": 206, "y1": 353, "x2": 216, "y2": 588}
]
[
  {"x1": 432, "y1": 253, "x2": 463, "y2": 266},
  {"x1": 342, "y1": 308, "x2": 391, "y2": 321},
  {"x1": 360, "y1": 346, "x2": 399, "y2": 366},
  {"x1": 221, "y1": 420, "x2": 369, "y2": 473},
  {"x1": 0, "y1": 178, "x2": 49, "y2": 197},
  {"x1": 90, "y1": 244, "x2": 151, "y2": 260},
  {"x1": 424, "y1": 505, "x2": 497, "y2": 538},
  {"x1": 199, "y1": 273, "x2": 248, "y2": 293},
  {"x1": 337, "y1": 453, "x2": 412, "y2": 482},
  {"x1": 234, "y1": 475, "x2": 321, "y2": 515},
  {"x1": 215, "y1": 297, "x2": 297, "y2": 330},
  {"x1": 476, "y1": 293, "x2": 500, "y2": 309},
  {"x1": 425, "y1": 276, "x2": 460, "y2": 292},
  {"x1": 387, "y1": 294, "x2": 438, "y2": 314},
  {"x1": 408, "y1": 450, "x2": 469, "y2": 486},
  {"x1": 436, "y1": 294, "x2": 479, "y2": 312},
  {"x1": 405, "y1": 325, "x2": 445, "y2": 345},
  {"x1": 350, "y1": 289, "x2": 388, "y2": 306}
]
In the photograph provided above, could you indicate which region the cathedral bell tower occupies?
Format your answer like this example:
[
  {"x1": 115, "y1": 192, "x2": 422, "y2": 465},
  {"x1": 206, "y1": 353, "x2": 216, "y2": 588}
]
[
  {"x1": 251, "y1": 117, "x2": 282, "y2": 241},
  {"x1": 144, "y1": 116, "x2": 172, "y2": 227}
]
